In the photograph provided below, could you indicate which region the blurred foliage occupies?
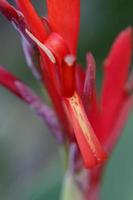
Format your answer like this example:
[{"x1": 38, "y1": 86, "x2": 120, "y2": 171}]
[{"x1": 0, "y1": 0, "x2": 133, "y2": 199}]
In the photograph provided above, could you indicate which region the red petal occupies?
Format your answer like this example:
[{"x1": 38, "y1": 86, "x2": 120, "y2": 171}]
[
  {"x1": 0, "y1": 67, "x2": 64, "y2": 143},
  {"x1": 0, "y1": 0, "x2": 19, "y2": 20},
  {"x1": 0, "y1": 0, "x2": 26, "y2": 36},
  {"x1": 64, "y1": 92, "x2": 107, "y2": 168},
  {"x1": 40, "y1": 58, "x2": 74, "y2": 140},
  {"x1": 45, "y1": 32, "x2": 69, "y2": 66},
  {"x1": 46, "y1": 0, "x2": 80, "y2": 54},
  {"x1": 0, "y1": 66, "x2": 22, "y2": 97},
  {"x1": 82, "y1": 53, "x2": 100, "y2": 137},
  {"x1": 82, "y1": 53, "x2": 97, "y2": 110},
  {"x1": 15, "y1": 0, "x2": 48, "y2": 42},
  {"x1": 101, "y1": 27, "x2": 132, "y2": 141}
]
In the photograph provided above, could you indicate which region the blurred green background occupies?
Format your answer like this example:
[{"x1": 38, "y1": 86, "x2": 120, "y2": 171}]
[{"x1": 0, "y1": 0, "x2": 133, "y2": 199}]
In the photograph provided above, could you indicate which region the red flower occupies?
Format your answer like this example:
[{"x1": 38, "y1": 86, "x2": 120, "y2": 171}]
[{"x1": 0, "y1": 0, "x2": 133, "y2": 169}]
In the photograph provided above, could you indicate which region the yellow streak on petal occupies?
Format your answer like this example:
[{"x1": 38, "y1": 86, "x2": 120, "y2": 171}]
[
  {"x1": 68, "y1": 92, "x2": 100, "y2": 161},
  {"x1": 26, "y1": 29, "x2": 56, "y2": 64}
]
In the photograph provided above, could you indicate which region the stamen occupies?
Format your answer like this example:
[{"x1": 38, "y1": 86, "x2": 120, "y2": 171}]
[{"x1": 25, "y1": 29, "x2": 56, "y2": 64}]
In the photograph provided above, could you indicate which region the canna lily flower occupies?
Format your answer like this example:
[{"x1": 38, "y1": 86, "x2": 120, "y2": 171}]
[{"x1": 0, "y1": 0, "x2": 133, "y2": 175}]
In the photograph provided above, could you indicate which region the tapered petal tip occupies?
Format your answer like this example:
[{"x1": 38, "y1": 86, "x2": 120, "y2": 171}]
[
  {"x1": 83, "y1": 148, "x2": 107, "y2": 169},
  {"x1": 105, "y1": 27, "x2": 132, "y2": 68},
  {"x1": 101, "y1": 27, "x2": 133, "y2": 141}
]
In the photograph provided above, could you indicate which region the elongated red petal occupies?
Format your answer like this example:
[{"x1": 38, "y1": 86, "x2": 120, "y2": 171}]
[
  {"x1": 0, "y1": 0, "x2": 27, "y2": 36},
  {"x1": 0, "y1": 0, "x2": 18, "y2": 20},
  {"x1": 40, "y1": 58, "x2": 74, "y2": 140},
  {"x1": 64, "y1": 92, "x2": 107, "y2": 168},
  {"x1": 101, "y1": 27, "x2": 132, "y2": 141},
  {"x1": 82, "y1": 53, "x2": 97, "y2": 111},
  {"x1": 15, "y1": 0, "x2": 48, "y2": 42},
  {"x1": 82, "y1": 53, "x2": 99, "y2": 136},
  {"x1": 0, "y1": 67, "x2": 64, "y2": 143},
  {"x1": 46, "y1": 0, "x2": 80, "y2": 54},
  {"x1": 45, "y1": 32, "x2": 69, "y2": 66},
  {"x1": 0, "y1": 66, "x2": 22, "y2": 97}
]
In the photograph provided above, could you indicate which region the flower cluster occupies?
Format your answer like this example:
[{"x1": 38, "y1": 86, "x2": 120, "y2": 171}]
[{"x1": 0, "y1": 0, "x2": 133, "y2": 173}]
